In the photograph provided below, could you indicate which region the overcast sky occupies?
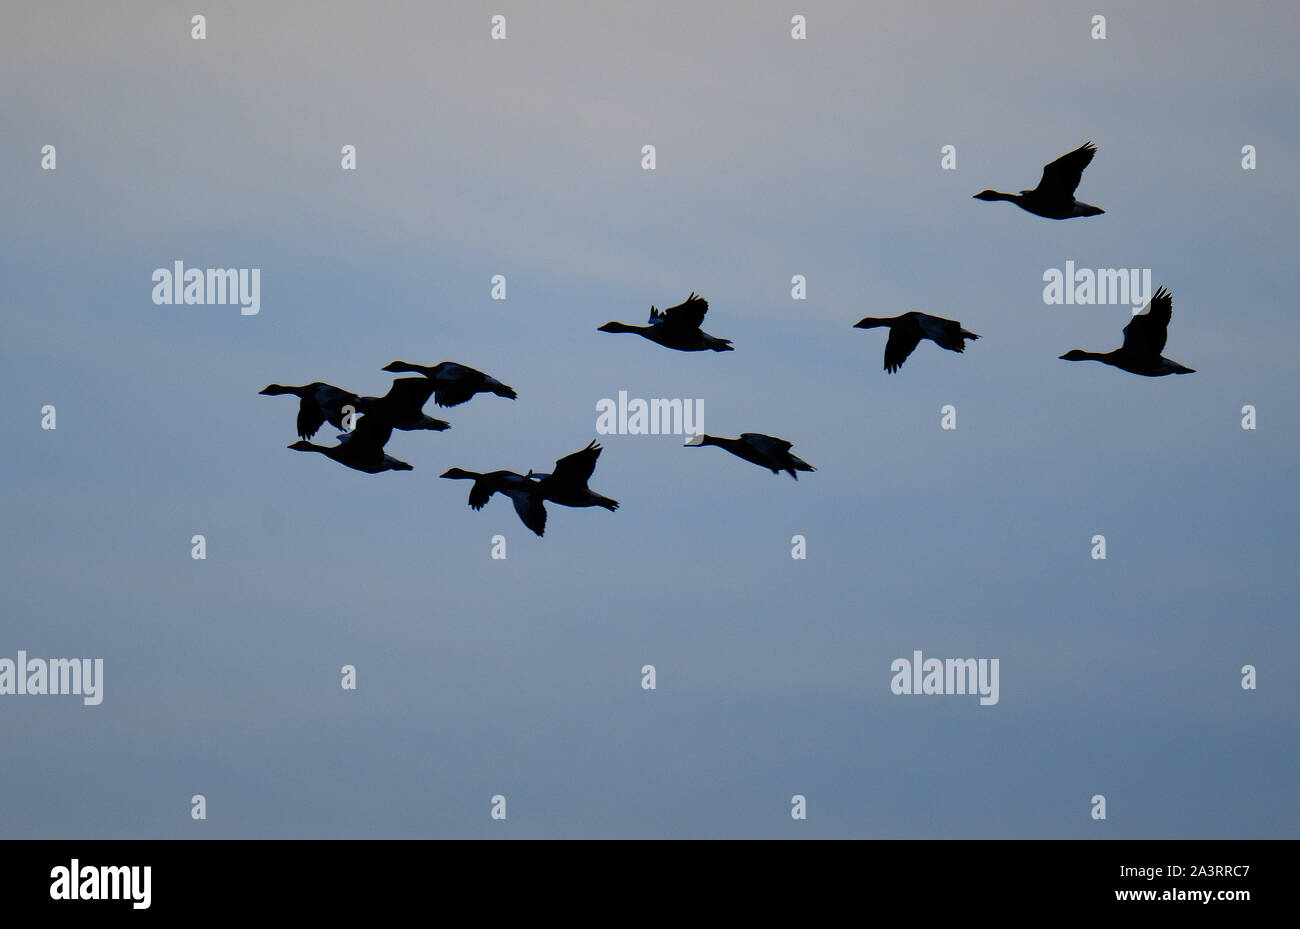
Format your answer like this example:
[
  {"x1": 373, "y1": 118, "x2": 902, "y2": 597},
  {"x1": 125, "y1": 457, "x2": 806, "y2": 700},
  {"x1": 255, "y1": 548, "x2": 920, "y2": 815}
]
[{"x1": 2, "y1": 1, "x2": 1296, "y2": 838}]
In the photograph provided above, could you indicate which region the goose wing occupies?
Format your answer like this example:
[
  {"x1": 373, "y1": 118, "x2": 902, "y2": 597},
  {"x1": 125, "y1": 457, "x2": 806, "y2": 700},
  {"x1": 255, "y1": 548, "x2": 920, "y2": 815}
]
[
  {"x1": 467, "y1": 478, "x2": 497, "y2": 510},
  {"x1": 508, "y1": 490, "x2": 547, "y2": 537},
  {"x1": 551, "y1": 441, "x2": 602, "y2": 486},
  {"x1": 296, "y1": 401, "x2": 326, "y2": 440},
  {"x1": 467, "y1": 470, "x2": 526, "y2": 510},
  {"x1": 381, "y1": 377, "x2": 438, "y2": 412},
  {"x1": 883, "y1": 326, "x2": 923, "y2": 373},
  {"x1": 659, "y1": 292, "x2": 709, "y2": 331},
  {"x1": 1121, "y1": 286, "x2": 1173, "y2": 357},
  {"x1": 1033, "y1": 142, "x2": 1096, "y2": 197},
  {"x1": 434, "y1": 385, "x2": 477, "y2": 407},
  {"x1": 316, "y1": 385, "x2": 361, "y2": 432}
]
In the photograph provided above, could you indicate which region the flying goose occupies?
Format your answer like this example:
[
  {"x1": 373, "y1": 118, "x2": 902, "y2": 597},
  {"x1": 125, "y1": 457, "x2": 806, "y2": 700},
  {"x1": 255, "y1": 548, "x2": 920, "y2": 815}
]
[
  {"x1": 1059, "y1": 286, "x2": 1195, "y2": 376},
  {"x1": 684, "y1": 433, "x2": 815, "y2": 480},
  {"x1": 440, "y1": 468, "x2": 547, "y2": 536},
  {"x1": 287, "y1": 414, "x2": 413, "y2": 473},
  {"x1": 381, "y1": 361, "x2": 517, "y2": 407},
  {"x1": 853, "y1": 312, "x2": 980, "y2": 373},
  {"x1": 598, "y1": 292, "x2": 733, "y2": 352},
  {"x1": 527, "y1": 441, "x2": 620, "y2": 511},
  {"x1": 259, "y1": 382, "x2": 360, "y2": 440},
  {"x1": 356, "y1": 378, "x2": 450, "y2": 431},
  {"x1": 974, "y1": 142, "x2": 1105, "y2": 219}
]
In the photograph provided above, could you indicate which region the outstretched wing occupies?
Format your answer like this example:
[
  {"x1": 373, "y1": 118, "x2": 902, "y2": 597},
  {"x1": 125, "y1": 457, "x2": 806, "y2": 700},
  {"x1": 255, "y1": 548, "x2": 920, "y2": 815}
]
[
  {"x1": 509, "y1": 491, "x2": 547, "y2": 537},
  {"x1": 883, "y1": 326, "x2": 923, "y2": 373},
  {"x1": 1034, "y1": 142, "x2": 1096, "y2": 197},
  {"x1": 659, "y1": 292, "x2": 708, "y2": 331},
  {"x1": 467, "y1": 479, "x2": 496, "y2": 510},
  {"x1": 434, "y1": 385, "x2": 476, "y2": 407},
  {"x1": 1122, "y1": 286, "x2": 1173, "y2": 358},
  {"x1": 382, "y1": 377, "x2": 438, "y2": 412},
  {"x1": 552, "y1": 441, "x2": 602, "y2": 485},
  {"x1": 297, "y1": 401, "x2": 325, "y2": 440}
]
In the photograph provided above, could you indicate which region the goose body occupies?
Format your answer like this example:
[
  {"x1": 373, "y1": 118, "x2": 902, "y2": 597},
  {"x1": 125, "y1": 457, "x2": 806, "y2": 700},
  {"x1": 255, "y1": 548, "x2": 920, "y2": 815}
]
[
  {"x1": 598, "y1": 292, "x2": 733, "y2": 352},
  {"x1": 1059, "y1": 286, "x2": 1194, "y2": 376},
  {"x1": 853, "y1": 312, "x2": 979, "y2": 373},
  {"x1": 287, "y1": 414, "x2": 412, "y2": 473},
  {"x1": 381, "y1": 361, "x2": 517, "y2": 408},
  {"x1": 441, "y1": 468, "x2": 547, "y2": 536},
  {"x1": 974, "y1": 142, "x2": 1104, "y2": 219},
  {"x1": 528, "y1": 441, "x2": 620, "y2": 511},
  {"x1": 356, "y1": 377, "x2": 450, "y2": 431},
  {"x1": 259, "y1": 382, "x2": 360, "y2": 439},
  {"x1": 685, "y1": 433, "x2": 815, "y2": 480}
]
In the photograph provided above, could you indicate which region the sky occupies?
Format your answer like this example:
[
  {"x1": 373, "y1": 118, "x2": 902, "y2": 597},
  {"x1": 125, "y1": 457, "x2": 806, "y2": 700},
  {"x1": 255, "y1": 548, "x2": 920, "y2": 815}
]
[{"x1": 2, "y1": 1, "x2": 1297, "y2": 838}]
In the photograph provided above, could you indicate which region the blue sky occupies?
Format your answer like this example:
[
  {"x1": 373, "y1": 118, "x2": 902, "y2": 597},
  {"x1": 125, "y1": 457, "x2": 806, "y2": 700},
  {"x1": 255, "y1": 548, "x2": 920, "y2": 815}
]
[{"x1": 2, "y1": 1, "x2": 1296, "y2": 837}]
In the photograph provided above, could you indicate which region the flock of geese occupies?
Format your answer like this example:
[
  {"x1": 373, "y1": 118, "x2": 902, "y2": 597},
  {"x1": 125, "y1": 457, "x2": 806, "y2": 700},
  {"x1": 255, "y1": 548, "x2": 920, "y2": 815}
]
[
  {"x1": 260, "y1": 364, "x2": 624, "y2": 536},
  {"x1": 261, "y1": 142, "x2": 1195, "y2": 536}
]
